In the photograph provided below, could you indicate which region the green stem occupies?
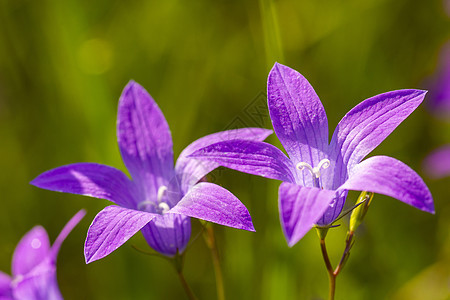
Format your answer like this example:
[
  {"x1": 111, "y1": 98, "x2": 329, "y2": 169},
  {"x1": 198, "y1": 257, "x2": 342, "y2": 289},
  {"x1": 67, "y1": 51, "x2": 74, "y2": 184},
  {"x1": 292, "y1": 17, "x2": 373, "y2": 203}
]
[
  {"x1": 319, "y1": 232, "x2": 356, "y2": 300},
  {"x1": 320, "y1": 239, "x2": 336, "y2": 300},
  {"x1": 170, "y1": 253, "x2": 198, "y2": 300},
  {"x1": 203, "y1": 224, "x2": 225, "y2": 300},
  {"x1": 176, "y1": 269, "x2": 198, "y2": 300},
  {"x1": 328, "y1": 272, "x2": 336, "y2": 300},
  {"x1": 334, "y1": 231, "x2": 354, "y2": 276}
]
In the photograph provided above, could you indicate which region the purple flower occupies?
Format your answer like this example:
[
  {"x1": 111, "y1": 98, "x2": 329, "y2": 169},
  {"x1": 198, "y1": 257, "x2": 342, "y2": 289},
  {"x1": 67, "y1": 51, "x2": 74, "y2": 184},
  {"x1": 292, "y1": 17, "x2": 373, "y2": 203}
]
[
  {"x1": 31, "y1": 81, "x2": 271, "y2": 263},
  {"x1": 427, "y1": 42, "x2": 450, "y2": 119},
  {"x1": 0, "y1": 210, "x2": 85, "y2": 300},
  {"x1": 190, "y1": 63, "x2": 434, "y2": 246},
  {"x1": 423, "y1": 145, "x2": 450, "y2": 179},
  {"x1": 445, "y1": 0, "x2": 450, "y2": 17}
]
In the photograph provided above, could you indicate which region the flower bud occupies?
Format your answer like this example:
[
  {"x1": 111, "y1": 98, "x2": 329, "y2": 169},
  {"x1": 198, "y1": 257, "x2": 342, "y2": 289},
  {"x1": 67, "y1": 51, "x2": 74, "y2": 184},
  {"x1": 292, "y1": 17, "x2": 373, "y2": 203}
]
[{"x1": 349, "y1": 191, "x2": 373, "y2": 233}]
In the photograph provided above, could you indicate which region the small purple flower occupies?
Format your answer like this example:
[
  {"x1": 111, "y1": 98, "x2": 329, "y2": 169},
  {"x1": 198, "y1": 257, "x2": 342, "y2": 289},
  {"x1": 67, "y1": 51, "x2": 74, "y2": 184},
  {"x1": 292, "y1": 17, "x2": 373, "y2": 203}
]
[
  {"x1": 422, "y1": 43, "x2": 450, "y2": 179},
  {"x1": 445, "y1": 0, "x2": 450, "y2": 17},
  {"x1": 31, "y1": 81, "x2": 271, "y2": 263},
  {"x1": 427, "y1": 42, "x2": 450, "y2": 119},
  {"x1": 190, "y1": 63, "x2": 434, "y2": 246},
  {"x1": 0, "y1": 210, "x2": 85, "y2": 300},
  {"x1": 423, "y1": 145, "x2": 450, "y2": 179}
]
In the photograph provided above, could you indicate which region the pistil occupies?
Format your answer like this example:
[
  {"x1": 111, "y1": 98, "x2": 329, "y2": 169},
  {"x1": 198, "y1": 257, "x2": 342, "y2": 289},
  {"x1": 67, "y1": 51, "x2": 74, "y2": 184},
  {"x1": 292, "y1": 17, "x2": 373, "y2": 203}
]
[{"x1": 296, "y1": 158, "x2": 330, "y2": 188}]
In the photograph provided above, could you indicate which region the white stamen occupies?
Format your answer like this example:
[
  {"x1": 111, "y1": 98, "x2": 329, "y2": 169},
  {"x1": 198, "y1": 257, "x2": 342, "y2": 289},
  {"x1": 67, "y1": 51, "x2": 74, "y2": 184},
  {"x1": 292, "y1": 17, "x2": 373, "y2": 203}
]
[
  {"x1": 296, "y1": 158, "x2": 331, "y2": 178},
  {"x1": 157, "y1": 186, "x2": 168, "y2": 203},
  {"x1": 137, "y1": 186, "x2": 170, "y2": 213},
  {"x1": 158, "y1": 202, "x2": 170, "y2": 214}
]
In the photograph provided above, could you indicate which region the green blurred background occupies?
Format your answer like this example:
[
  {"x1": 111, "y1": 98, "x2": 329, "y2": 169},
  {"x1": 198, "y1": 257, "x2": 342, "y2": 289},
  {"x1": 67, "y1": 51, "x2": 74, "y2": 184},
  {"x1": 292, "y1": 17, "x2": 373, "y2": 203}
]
[{"x1": 0, "y1": 0, "x2": 449, "y2": 299}]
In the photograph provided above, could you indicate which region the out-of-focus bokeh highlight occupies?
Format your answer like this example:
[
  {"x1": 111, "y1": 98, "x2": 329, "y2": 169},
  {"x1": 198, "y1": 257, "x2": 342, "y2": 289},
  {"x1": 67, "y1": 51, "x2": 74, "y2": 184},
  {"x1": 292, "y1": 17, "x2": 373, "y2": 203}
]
[{"x1": 0, "y1": 0, "x2": 449, "y2": 299}]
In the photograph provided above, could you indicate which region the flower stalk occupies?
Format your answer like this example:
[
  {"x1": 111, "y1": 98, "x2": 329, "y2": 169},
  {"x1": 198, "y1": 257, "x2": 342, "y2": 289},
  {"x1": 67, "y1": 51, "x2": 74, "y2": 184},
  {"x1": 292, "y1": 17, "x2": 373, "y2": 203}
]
[
  {"x1": 319, "y1": 238, "x2": 335, "y2": 300},
  {"x1": 202, "y1": 222, "x2": 226, "y2": 300},
  {"x1": 171, "y1": 253, "x2": 198, "y2": 300},
  {"x1": 319, "y1": 233, "x2": 354, "y2": 300},
  {"x1": 319, "y1": 191, "x2": 372, "y2": 299},
  {"x1": 176, "y1": 270, "x2": 198, "y2": 300}
]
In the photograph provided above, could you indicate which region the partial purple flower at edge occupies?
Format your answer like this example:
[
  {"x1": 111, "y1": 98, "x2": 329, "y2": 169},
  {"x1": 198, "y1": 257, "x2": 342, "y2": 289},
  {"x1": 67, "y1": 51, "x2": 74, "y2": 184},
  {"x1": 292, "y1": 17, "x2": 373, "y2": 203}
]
[
  {"x1": 445, "y1": 0, "x2": 450, "y2": 18},
  {"x1": 426, "y1": 42, "x2": 450, "y2": 120},
  {"x1": 423, "y1": 145, "x2": 450, "y2": 179},
  {"x1": 190, "y1": 62, "x2": 434, "y2": 247},
  {"x1": 30, "y1": 81, "x2": 272, "y2": 263},
  {"x1": 0, "y1": 210, "x2": 85, "y2": 300}
]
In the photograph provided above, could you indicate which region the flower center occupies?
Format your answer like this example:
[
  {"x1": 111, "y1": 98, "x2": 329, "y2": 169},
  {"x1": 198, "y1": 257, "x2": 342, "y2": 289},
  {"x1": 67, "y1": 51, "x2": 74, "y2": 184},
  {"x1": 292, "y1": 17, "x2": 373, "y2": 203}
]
[
  {"x1": 296, "y1": 158, "x2": 330, "y2": 188},
  {"x1": 137, "y1": 185, "x2": 170, "y2": 214}
]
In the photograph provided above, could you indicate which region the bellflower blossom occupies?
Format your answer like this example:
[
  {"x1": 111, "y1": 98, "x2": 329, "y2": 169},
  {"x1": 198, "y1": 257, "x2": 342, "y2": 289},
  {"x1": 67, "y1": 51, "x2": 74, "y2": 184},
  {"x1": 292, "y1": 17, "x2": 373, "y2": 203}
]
[
  {"x1": 423, "y1": 145, "x2": 450, "y2": 179},
  {"x1": 0, "y1": 210, "x2": 85, "y2": 300},
  {"x1": 190, "y1": 63, "x2": 434, "y2": 246},
  {"x1": 427, "y1": 42, "x2": 450, "y2": 119},
  {"x1": 422, "y1": 43, "x2": 450, "y2": 179},
  {"x1": 31, "y1": 81, "x2": 271, "y2": 263},
  {"x1": 445, "y1": 0, "x2": 450, "y2": 18}
]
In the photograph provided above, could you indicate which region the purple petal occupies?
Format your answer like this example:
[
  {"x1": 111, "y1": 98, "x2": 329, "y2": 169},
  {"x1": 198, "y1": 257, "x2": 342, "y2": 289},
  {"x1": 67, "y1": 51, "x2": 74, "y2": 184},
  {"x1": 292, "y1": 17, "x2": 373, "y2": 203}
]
[
  {"x1": 170, "y1": 182, "x2": 255, "y2": 231},
  {"x1": 12, "y1": 227, "x2": 50, "y2": 277},
  {"x1": 117, "y1": 81, "x2": 175, "y2": 202},
  {"x1": 315, "y1": 191, "x2": 348, "y2": 226},
  {"x1": 12, "y1": 262, "x2": 62, "y2": 300},
  {"x1": 340, "y1": 156, "x2": 434, "y2": 213},
  {"x1": 31, "y1": 163, "x2": 138, "y2": 209},
  {"x1": 328, "y1": 89, "x2": 427, "y2": 189},
  {"x1": 84, "y1": 205, "x2": 158, "y2": 263},
  {"x1": 0, "y1": 271, "x2": 12, "y2": 299},
  {"x1": 10, "y1": 212, "x2": 84, "y2": 299},
  {"x1": 13, "y1": 210, "x2": 86, "y2": 300},
  {"x1": 140, "y1": 214, "x2": 191, "y2": 257},
  {"x1": 423, "y1": 145, "x2": 450, "y2": 179},
  {"x1": 278, "y1": 182, "x2": 336, "y2": 246},
  {"x1": 267, "y1": 63, "x2": 329, "y2": 170},
  {"x1": 50, "y1": 210, "x2": 86, "y2": 260},
  {"x1": 175, "y1": 128, "x2": 272, "y2": 193},
  {"x1": 189, "y1": 140, "x2": 296, "y2": 182}
]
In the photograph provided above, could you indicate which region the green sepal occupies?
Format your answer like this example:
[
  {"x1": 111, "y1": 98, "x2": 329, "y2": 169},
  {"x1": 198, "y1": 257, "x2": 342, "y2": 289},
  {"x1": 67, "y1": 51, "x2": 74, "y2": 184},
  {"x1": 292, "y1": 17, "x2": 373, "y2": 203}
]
[{"x1": 315, "y1": 226, "x2": 329, "y2": 240}]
